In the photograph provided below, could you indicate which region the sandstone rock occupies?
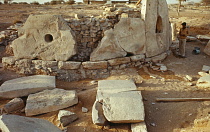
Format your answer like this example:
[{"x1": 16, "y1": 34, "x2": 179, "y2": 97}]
[
  {"x1": 197, "y1": 75, "x2": 210, "y2": 88},
  {"x1": 92, "y1": 101, "x2": 107, "y2": 126},
  {"x1": 82, "y1": 61, "x2": 108, "y2": 69},
  {"x1": 90, "y1": 29, "x2": 127, "y2": 61},
  {"x1": 0, "y1": 75, "x2": 55, "y2": 99},
  {"x1": 3, "y1": 98, "x2": 24, "y2": 114},
  {"x1": 202, "y1": 65, "x2": 210, "y2": 72},
  {"x1": 58, "y1": 110, "x2": 78, "y2": 127},
  {"x1": 130, "y1": 55, "x2": 145, "y2": 62},
  {"x1": 141, "y1": 0, "x2": 171, "y2": 57},
  {"x1": 108, "y1": 57, "x2": 130, "y2": 66},
  {"x1": 131, "y1": 122, "x2": 148, "y2": 132},
  {"x1": 25, "y1": 89, "x2": 78, "y2": 116},
  {"x1": 204, "y1": 41, "x2": 210, "y2": 56},
  {"x1": 103, "y1": 91, "x2": 145, "y2": 123},
  {"x1": 12, "y1": 15, "x2": 76, "y2": 61},
  {"x1": 58, "y1": 61, "x2": 81, "y2": 70},
  {"x1": 0, "y1": 114, "x2": 62, "y2": 132},
  {"x1": 2, "y1": 56, "x2": 16, "y2": 65}
]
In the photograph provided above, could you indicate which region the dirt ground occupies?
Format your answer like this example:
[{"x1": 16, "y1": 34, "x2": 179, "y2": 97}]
[{"x1": 0, "y1": 3, "x2": 210, "y2": 132}]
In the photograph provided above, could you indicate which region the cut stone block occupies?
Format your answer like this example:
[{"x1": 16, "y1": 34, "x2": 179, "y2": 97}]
[
  {"x1": 130, "y1": 55, "x2": 145, "y2": 62},
  {"x1": 151, "y1": 52, "x2": 167, "y2": 63},
  {"x1": 25, "y1": 89, "x2": 78, "y2": 116},
  {"x1": 131, "y1": 122, "x2": 148, "y2": 132},
  {"x1": 58, "y1": 110, "x2": 78, "y2": 127},
  {"x1": 3, "y1": 98, "x2": 25, "y2": 114},
  {"x1": 97, "y1": 80, "x2": 137, "y2": 102},
  {"x1": 108, "y1": 57, "x2": 131, "y2": 66},
  {"x1": 197, "y1": 75, "x2": 210, "y2": 88},
  {"x1": 0, "y1": 75, "x2": 55, "y2": 99},
  {"x1": 58, "y1": 61, "x2": 81, "y2": 70},
  {"x1": 0, "y1": 114, "x2": 62, "y2": 132},
  {"x1": 12, "y1": 15, "x2": 76, "y2": 61},
  {"x1": 92, "y1": 101, "x2": 107, "y2": 126},
  {"x1": 102, "y1": 91, "x2": 145, "y2": 123},
  {"x1": 82, "y1": 61, "x2": 108, "y2": 69}
]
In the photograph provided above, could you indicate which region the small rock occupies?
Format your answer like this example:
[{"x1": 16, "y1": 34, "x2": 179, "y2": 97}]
[
  {"x1": 3, "y1": 98, "x2": 25, "y2": 114},
  {"x1": 197, "y1": 75, "x2": 210, "y2": 88},
  {"x1": 131, "y1": 122, "x2": 147, "y2": 132},
  {"x1": 150, "y1": 123, "x2": 156, "y2": 127},
  {"x1": 160, "y1": 65, "x2": 167, "y2": 71},
  {"x1": 92, "y1": 101, "x2": 107, "y2": 126},
  {"x1": 185, "y1": 75, "x2": 193, "y2": 82},
  {"x1": 202, "y1": 65, "x2": 210, "y2": 72},
  {"x1": 75, "y1": 14, "x2": 84, "y2": 19},
  {"x1": 90, "y1": 80, "x2": 97, "y2": 85},
  {"x1": 198, "y1": 71, "x2": 209, "y2": 77},
  {"x1": 0, "y1": 63, "x2": 3, "y2": 68},
  {"x1": 58, "y1": 110, "x2": 78, "y2": 127},
  {"x1": 82, "y1": 107, "x2": 88, "y2": 113}
]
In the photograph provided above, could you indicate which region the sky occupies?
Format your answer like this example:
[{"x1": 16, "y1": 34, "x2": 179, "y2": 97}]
[{"x1": 0, "y1": 0, "x2": 202, "y2": 4}]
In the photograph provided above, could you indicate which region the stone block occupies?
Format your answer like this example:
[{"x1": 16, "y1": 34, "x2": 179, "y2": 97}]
[
  {"x1": 42, "y1": 61, "x2": 58, "y2": 68},
  {"x1": 108, "y1": 57, "x2": 130, "y2": 66},
  {"x1": 92, "y1": 101, "x2": 107, "y2": 126},
  {"x1": 82, "y1": 61, "x2": 108, "y2": 69},
  {"x1": 102, "y1": 91, "x2": 145, "y2": 123},
  {"x1": 130, "y1": 54, "x2": 145, "y2": 62},
  {"x1": 197, "y1": 75, "x2": 210, "y2": 88},
  {"x1": 12, "y1": 15, "x2": 76, "y2": 61},
  {"x1": 58, "y1": 61, "x2": 81, "y2": 70},
  {"x1": 58, "y1": 110, "x2": 78, "y2": 127},
  {"x1": 3, "y1": 98, "x2": 25, "y2": 113},
  {"x1": 0, "y1": 75, "x2": 55, "y2": 99},
  {"x1": 0, "y1": 115, "x2": 62, "y2": 132},
  {"x1": 25, "y1": 89, "x2": 78, "y2": 116},
  {"x1": 151, "y1": 52, "x2": 167, "y2": 63},
  {"x1": 131, "y1": 122, "x2": 148, "y2": 132},
  {"x1": 2, "y1": 56, "x2": 16, "y2": 65}
]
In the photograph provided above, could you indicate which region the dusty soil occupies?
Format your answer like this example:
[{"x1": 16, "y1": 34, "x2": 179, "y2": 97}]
[{"x1": 0, "y1": 3, "x2": 210, "y2": 132}]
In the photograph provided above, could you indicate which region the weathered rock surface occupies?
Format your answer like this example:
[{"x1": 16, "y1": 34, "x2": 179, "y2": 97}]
[
  {"x1": 58, "y1": 61, "x2": 81, "y2": 70},
  {"x1": 204, "y1": 40, "x2": 210, "y2": 56},
  {"x1": 58, "y1": 110, "x2": 78, "y2": 127},
  {"x1": 108, "y1": 57, "x2": 131, "y2": 66},
  {"x1": 92, "y1": 101, "x2": 107, "y2": 126},
  {"x1": 3, "y1": 98, "x2": 24, "y2": 114},
  {"x1": 103, "y1": 91, "x2": 145, "y2": 123},
  {"x1": 0, "y1": 114, "x2": 62, "y2": 132},
  {"x1": 197, "y1": 75, "x2": 210, "y2": 88},
  {"x1": 202, "y1": 65, "x2": 210, "y2": 72},
  {"x1": 141, "y1": 0, "x2": 171, "y2": 57},
  {"x1": 0, "y1": 75, "x2": 55, "y2": 99},
  {"x1": 12, "y1": 15, "x2": 76, "y2": 61},
  {"x1": 90, "y1": 18, "x2": 146, "y2": 61},
  {"x1": 25, "y1": 89, "x2": 78, "y2": 116},
  {"x1": 131, "y1": 122, "x2": 148, "y2": 132},
  {"x1": 82, "y1": 61, "x2": 108, "y2": 69},
  {"x1": 2, "y1": 56, "x2": 16, "y2": 65}
]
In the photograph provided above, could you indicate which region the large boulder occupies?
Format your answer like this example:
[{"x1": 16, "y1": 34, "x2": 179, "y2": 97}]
[
  {"x1": 0, "y1": 114, "x2": 62, "y2": 132},
  {"x1": 0, "y1": 75, "x2": 55, "y2": 99},
  {"x1": 90, "y1": 18, "x2": 146, "y2": 61},
  {"x1": 141, "y1": 0, "x2": 171, "y2": 57},
  {"x1": 25, "y1": 88, "x2": 78, "y2": 116},
  {"x1": 12, "y1": 15, "x2": 76, "y2": 61},
  {"x1": 204, "y1": 40, "x2": 210, "y2": 56}
]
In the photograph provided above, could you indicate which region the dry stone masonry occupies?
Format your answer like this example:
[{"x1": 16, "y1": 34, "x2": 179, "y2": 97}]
[{"x1": 2, "y1": 0, "x2": 171, "y2": 82}]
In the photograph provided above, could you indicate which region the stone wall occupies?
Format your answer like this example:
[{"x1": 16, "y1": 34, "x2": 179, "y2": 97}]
[{"x1": 2, "y1": 52, "x2": 168, "y2": 81}]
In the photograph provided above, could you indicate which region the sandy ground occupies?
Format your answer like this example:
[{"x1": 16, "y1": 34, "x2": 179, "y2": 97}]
[{"x1": 0, "y1": 3, "x2": 210, "y2": 132}]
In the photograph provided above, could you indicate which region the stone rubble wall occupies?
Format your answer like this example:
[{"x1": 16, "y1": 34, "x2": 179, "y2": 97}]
[{"x1": 2, "y1": 52, "x2": 168, "y2": 81}]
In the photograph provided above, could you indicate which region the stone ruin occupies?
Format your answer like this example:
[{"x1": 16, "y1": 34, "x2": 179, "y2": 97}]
[{"x1": 2, "y1": 0, "x2": 172, "y2": 81}]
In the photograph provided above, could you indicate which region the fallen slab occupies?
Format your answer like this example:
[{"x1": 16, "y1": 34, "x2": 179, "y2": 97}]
[
  {"x1": 0, "y1": 75, "x2": 55, "y2": 99},
  {"x1": 25, "y1": 88, "x2": 78, "y2": 116},
  {"x1": 102, "y1": 91, "x2": 145, "y2": 123},
  {"x1": 0, "y1": 114, "x2": 62, "y2": 132}
]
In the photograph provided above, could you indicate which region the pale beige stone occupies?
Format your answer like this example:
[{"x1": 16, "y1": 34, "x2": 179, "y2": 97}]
[
  {"x1": 82, "y1": 61, "x2": 108, "y2": 69},
  {"x1": 58, "y1": 110, "x2": 78, "y2": 127},
  {"x1": 2, "y1": 56, "x2": 16, "y2": 65},
  {"x1": 108, "y1": 57, "x2": 130, "y2": 66},
  {"x1": 197, "y1": 75, "x2": 210, "y2": 88},
  {"x1": 131, "y1": 122, "x2": 148, "y2": 132},
  {"x1": 58, "y1": 61, "x2": 81, "y2": 70},
  {"x1": 130, "y1": 55, "x2": 145, "y2": 62},
  {"x1": 92, "y1": 101, "x2": 107, "y2": 126},
  {"x1": 151, "y1": 52, "x2": 167, "y2": 63}
]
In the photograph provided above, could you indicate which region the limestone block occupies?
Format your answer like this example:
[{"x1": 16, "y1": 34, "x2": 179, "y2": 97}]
[
  {"x1": 130, "y1": 55, "x2": 145, "y2": 62},
  {"x1": 58, "y1": 61, "x2": 81, "y2": 70},
  {"x1": 0, "y1": 114, "x2": 62, "y2": 132},
  {"x1": 204, "y1": 41, "x2": 210, "y2": 56},
  {"x1": 32, "y1": 60, "x2": 43, "y2": 69},
  {"x1": 12, "y1": 15, "x2": 76, "y2": 61},
  {"x1": 103, "y1": 91, "x2": 145, "y2": 123},
  {"x1": 25, "y1": 89, "x2": 78, "y2": 116},
  {"x1": 58, "y1": 110, "x2": 78, "y2": 127},
  {"x1": 0, "y1": 75, "x2": 55, "y2": 99},
  {"x1": 2, "y1": 56, "x2": 16, "y2": 65},
  {"x1": 108, "y1": 57, "x2": 130, "y2": 66},
  {"x1": 151, "y1": 52, "x2": 167, "y2": 63},
  {"x1": 3, "y1": 98, "x2": 25, "y2": 113},
  {"x1": 92, "y1": 101, "x2": 107, "y2": 126},
  {"x1": 82, "y1": 61, "x2": 108, "y2": 69},
  {"x1": 197, "y1": 75, "x2": 210, "y2": 88},
  {"x1": 131, "y1": 122, "x2": 148, "y2": 132},
  {"x1": 90, "y1": 29, "x2": 127, "y2": 61}
]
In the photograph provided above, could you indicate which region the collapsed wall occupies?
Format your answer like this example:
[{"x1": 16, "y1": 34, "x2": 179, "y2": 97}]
[{"x1": 3, "y1": 1, "x2": 171, "y2": 81}]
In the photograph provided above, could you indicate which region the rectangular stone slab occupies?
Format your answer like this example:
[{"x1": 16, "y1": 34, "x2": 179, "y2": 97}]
[
  {"x1": 102, "y1": 91, "x2": 145, "y2": 123},
  {"x1": 0, "y1": 75, "x2": 55, "y2": 99}
]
